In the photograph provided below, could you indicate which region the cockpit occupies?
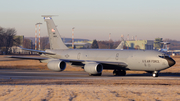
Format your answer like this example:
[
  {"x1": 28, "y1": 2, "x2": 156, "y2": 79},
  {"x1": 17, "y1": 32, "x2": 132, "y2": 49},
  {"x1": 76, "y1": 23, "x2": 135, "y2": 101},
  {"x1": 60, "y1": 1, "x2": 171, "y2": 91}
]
[
  {"x1": 159, "y1": 54, "x2": 170, "y2": 59},
  {"x1": 159, "y1": 54, "x2": 175, "y2": 67}
]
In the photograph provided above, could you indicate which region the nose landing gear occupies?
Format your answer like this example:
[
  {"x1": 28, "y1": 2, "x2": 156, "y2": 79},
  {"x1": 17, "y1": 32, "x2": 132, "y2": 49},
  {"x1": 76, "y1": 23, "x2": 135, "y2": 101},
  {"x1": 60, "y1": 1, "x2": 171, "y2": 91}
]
[{"x1": 152, "y1": 71, "x2": 159, "y2": 77}]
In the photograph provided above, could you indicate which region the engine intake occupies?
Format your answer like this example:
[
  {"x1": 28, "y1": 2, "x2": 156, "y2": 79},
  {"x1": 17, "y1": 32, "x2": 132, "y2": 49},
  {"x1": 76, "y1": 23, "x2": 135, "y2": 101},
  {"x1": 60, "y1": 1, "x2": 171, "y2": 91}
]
[
  {"x1": 84, "y1": 63, "x2": 103, "y2": 74},
  {"x1": 47, "y1": 60, "x2": 66, "y2": 71}
]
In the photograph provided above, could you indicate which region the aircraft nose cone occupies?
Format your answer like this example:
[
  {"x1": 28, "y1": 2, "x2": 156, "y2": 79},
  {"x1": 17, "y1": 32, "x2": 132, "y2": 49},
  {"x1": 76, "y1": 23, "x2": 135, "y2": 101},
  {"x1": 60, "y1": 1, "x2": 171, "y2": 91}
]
[{"x1": 166, "y1": 57, "x2": 176, "y2": 67}]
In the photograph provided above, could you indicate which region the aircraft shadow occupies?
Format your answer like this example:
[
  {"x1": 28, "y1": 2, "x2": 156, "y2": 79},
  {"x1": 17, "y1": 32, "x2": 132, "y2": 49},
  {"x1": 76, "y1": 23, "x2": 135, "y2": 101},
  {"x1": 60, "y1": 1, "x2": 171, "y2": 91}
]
[{"x1": 126, "y1": 73, "x2": 180, "y2": 77}]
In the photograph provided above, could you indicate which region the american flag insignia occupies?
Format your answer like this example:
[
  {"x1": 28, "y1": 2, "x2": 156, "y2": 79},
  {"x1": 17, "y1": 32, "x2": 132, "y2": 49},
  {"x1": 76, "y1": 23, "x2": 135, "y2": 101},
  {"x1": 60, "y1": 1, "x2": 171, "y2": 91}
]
[{"x1": 51, "y1": 29, "x2": 55, "y2": 32}]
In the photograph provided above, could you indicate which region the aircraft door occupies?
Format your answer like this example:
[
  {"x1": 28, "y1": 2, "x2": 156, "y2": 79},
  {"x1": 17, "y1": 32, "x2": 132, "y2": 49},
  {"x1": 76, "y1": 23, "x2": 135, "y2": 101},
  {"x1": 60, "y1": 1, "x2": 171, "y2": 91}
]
[
  {"x1": 115, "y1": 53, "x2": 119, "y2": 60},
  {"x1": 77, "y1": 53, "x2": 81, "y2": 60}
]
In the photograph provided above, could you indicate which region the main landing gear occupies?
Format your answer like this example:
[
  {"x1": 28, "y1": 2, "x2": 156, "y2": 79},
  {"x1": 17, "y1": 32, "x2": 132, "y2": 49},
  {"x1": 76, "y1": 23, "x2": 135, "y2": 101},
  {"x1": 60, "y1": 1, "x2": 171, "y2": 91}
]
[{"x1": 113, "y1": 69, "x2": 126, "y2": 76}]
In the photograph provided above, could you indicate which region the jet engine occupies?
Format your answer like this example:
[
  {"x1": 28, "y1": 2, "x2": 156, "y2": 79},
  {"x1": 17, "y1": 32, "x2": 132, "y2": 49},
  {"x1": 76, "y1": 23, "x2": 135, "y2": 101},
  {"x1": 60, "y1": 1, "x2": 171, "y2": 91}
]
[
  {"x1": 84, "y1": 63, "x2": 103, "y2": 74},
  {"x1": 47, "y1": 60, "x2": 66, "y2": 71}
]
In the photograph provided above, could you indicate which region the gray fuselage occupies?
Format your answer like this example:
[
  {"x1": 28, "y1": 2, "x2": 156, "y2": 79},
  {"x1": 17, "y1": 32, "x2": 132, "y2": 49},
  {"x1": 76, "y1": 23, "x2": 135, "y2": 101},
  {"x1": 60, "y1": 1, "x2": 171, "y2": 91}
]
[{"x1": 45, "y1": 49, "x2": 171, "y2": 71}]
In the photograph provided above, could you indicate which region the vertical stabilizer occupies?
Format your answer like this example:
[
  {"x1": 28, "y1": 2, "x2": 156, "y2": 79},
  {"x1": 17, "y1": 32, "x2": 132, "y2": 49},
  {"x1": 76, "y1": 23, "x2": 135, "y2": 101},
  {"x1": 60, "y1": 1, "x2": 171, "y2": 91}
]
[{"x1": 42, "y1": 15, "x2": 68, "y2": 50}]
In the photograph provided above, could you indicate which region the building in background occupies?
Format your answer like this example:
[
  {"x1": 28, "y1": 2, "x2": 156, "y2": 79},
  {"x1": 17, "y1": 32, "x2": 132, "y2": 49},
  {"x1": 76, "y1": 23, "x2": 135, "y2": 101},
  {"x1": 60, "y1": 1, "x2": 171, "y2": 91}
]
[
  {"x1": 154, "y1": 38, "x2": 163, "y2": 50},
  {"x1": 65, "y1": 40, "x2": 93, "y2": 49},
  {"x1": 10, "y1": 35, "x2": 25, "y2": 54},
  {"x1": 9, "y1": 36, "x2": 174, "y2": 54},
  {"x1": 10, "y1": 36, "x2": 33, "y2": 54},
  {"x1": 126, "y1": 40, "x2": 154, "y2": 50}
]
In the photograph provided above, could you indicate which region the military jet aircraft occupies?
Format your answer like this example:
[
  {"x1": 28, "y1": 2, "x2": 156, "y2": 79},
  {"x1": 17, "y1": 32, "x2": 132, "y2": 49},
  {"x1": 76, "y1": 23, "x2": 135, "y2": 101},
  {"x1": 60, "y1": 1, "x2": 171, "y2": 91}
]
[{"x1": 9, "y1": 15, "x2": 176, "y2": 77}]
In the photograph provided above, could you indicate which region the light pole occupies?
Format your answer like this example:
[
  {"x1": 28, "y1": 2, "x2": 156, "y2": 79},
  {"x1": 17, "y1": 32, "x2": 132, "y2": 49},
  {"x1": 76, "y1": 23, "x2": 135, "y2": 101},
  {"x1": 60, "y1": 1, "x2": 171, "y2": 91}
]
[
  {"x1": 72, "y1": 27, "x2": 75, "y2": 49},
  {"x1": 35, "y1": 23, "x2": 42, "y2": 50}
]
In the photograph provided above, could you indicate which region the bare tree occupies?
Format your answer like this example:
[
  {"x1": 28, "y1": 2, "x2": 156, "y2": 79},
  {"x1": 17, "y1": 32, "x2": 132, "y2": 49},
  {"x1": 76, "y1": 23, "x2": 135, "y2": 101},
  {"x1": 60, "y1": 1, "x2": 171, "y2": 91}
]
[
  {"x1": 91, "y1": 39, "x2": 99, "y2": 49},
  {"x1": 0, "y1": 27, "x2": 20, "y2": 54},
  {"x1": 45, "y1": 43, "x2": 50, "y2": 49},
  {"x1": 23, "y1": 38, "x2": 32, "y2": 49},
  {"x1": 40, "y1": 37, "x2": 49, "y2": 50},
  {"x1": 0, "y1": 27, "x2": 3, "y2": 48}
]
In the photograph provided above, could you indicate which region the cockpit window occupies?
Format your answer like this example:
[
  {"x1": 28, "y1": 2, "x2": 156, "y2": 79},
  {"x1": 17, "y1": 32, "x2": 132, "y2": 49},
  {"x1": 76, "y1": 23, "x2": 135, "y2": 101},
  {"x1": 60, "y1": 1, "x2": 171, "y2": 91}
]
[
  {"x1": 159, "y1": 55, "x2": 164, "y2": 58},
  {"x1": 159, "y1": 54, "x2": 170, "y2": 59}
]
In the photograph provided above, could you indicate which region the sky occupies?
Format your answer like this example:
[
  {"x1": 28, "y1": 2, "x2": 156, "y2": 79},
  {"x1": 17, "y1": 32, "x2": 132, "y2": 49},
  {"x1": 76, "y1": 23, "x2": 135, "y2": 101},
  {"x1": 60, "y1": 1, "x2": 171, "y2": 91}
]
[{"x1": 1, "y1": 0, "x2": 180, "y2": 41}]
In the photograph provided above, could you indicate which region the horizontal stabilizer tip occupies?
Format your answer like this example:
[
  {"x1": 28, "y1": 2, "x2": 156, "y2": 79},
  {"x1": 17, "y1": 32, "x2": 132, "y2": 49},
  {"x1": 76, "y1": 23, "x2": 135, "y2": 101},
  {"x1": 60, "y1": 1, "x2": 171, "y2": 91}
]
[
  {"x1": 41, "y1": 15, "x2": 58, "y2": 17},
  {"x1": 41, "y1": 15, "x2": 58, "y2": 19}
]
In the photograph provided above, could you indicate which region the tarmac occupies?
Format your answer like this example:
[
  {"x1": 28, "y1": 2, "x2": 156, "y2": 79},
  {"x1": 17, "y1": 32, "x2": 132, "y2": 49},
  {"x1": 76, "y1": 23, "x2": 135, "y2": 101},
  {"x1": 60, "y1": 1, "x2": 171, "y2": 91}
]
[{"x1": 1, "y1": 69, "x2": 180, "y2": 80}]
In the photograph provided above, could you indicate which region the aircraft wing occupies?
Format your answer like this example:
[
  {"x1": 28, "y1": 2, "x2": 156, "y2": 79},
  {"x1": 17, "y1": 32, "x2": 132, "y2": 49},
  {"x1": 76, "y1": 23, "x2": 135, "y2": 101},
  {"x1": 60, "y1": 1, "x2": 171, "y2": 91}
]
[
  {"x1": 6, "y1": 55, "x2": 127, "y2": 69},
  {"x1": 6, "y1": 48, "x2": 56, "y2": 61},
  {"x1": 62, "y1": 59, "x2": 127, "y2": 67},
  {"x1": 6, "y1": 48, "x2": 55, "y2": 61},
  {"x1": 20, "y1": 48, "x2": 56, "y2": 55},
  {"x1": 96, "y1": 61, "x2": 127, "y2": 66},
  {"x1": 6, "y1": 56, "x2": 49, "y2": 60}
]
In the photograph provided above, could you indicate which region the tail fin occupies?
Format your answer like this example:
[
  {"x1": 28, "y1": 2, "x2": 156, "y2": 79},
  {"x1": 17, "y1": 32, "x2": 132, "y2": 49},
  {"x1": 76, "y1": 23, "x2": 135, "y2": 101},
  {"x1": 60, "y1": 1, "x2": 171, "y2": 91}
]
[{"x1": 42, "y1": 15, "x2": 68, "y2": 50}]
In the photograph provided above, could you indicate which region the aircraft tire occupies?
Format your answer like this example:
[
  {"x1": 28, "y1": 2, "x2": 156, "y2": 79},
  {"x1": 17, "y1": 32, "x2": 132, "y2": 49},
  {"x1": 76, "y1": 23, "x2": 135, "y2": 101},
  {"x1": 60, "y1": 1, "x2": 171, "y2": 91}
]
[
  {"x1": 121, "y1": 70, "x2": 126, "y2": 76},
  {"x1": 152, "y1": 71, "x2": 159, "y2": 77},
  {"x1": 152, "y1": 73, "x2": 158, "y2": 77},
  {"x1": 113, "y1": 70, "x2": 126, "y2": 76},
  {"x1": 113, "y1": 70, "x2": 119, "y2": 76}
]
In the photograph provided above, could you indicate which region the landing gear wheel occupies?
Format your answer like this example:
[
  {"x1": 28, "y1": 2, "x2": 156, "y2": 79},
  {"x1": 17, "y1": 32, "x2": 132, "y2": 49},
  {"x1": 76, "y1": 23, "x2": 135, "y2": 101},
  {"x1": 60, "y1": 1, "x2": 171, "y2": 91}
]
[
  {"x1": 152, "y1": 71, "x2": 159, "y2": 77},
  {"x1": 113, "y1": 70, "x2": 118, "y2": 76},
  {"x1": 89, "y1": 73, "x2": 102, "y2": 76},
  {"x1": 152, "y1": 73, "x2": 158, "y2": 77},
  {"x1": 113, "y1": 70, "x2": 126, "y2": 76},
  {"x1": 122, "y1": 70, "x2": 126, "y2": 76}
]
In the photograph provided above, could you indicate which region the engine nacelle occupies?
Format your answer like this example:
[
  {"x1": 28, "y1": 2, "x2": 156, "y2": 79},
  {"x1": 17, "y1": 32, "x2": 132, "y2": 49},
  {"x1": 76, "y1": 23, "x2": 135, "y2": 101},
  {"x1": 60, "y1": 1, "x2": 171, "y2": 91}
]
[
  {"x1": 47, "y1": 60, "x2": 66, "y2": 71},
  {"x1": 84, "y1": 63, "x2": 103, "y2": 74}
]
